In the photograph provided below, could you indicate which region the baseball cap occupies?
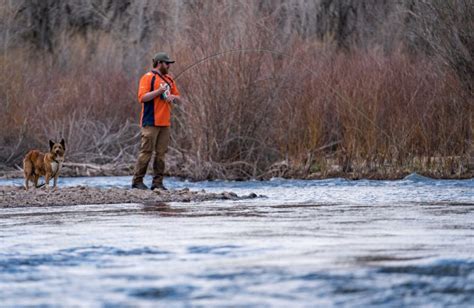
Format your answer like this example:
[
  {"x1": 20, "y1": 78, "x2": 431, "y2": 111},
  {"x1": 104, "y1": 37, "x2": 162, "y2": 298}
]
[{"x1": 153, "y1": 52, "x2": 175, "y2": 63}]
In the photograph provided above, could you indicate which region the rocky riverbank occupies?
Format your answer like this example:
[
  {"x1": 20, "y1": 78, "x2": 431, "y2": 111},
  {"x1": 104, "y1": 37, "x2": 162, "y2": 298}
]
[{"x1": 0, "y1": 186, "x2": 260, "y2": 208}]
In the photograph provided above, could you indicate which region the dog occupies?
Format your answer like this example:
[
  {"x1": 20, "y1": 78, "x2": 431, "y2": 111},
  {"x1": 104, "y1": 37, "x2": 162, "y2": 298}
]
[{"x1": 23, "y1": 139, "x2": 66, "y2": 190}]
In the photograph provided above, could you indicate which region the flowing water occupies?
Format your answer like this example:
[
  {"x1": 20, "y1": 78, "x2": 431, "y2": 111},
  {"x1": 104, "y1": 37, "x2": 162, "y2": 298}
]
[{"x1": 1, "y1": 174, "x2": 473, "y2": 307}]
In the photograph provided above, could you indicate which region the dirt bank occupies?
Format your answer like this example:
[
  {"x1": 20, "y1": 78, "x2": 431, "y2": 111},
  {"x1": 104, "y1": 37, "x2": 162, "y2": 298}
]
[{"x1": 0, "y1": 186, "x2": 260, "y2": 208}]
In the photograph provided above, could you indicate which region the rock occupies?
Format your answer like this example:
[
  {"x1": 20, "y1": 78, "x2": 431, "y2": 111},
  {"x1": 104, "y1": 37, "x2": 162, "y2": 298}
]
[{"x1": 221, "y1": 192, "x2": 238, "y2": 200}]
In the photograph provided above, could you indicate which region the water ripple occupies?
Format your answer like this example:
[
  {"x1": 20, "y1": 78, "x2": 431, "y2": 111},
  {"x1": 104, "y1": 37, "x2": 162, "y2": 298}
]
[
  {"x1": 128, "y1": 285, "x2": 196, "y2": 300},
  {"x1": 0, "y1": 246, "x2": 172, "y2": 273}
]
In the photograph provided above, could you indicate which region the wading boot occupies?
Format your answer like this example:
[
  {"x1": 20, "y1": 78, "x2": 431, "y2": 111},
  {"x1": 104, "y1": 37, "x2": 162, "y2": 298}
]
[
  {"x1": 151, "y1": 183, "x2": 167, "y2": 191},
  {"x1": 132, "y1": 182, "x2": 149, "y2": 190}
]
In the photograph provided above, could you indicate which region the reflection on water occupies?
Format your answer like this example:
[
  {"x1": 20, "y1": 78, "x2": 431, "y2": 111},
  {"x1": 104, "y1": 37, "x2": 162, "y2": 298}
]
[
  {"x1": 142, "y1": 202, "x2": 187, "y2": 216},
  {"x1": 0, "y1": 175, "x2": 473, "y2": 306}
]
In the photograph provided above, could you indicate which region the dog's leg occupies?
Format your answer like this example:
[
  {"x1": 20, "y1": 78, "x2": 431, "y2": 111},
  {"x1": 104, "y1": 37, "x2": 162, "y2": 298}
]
[
  {"x1": 25, "y1": 177, "x2": 29, "y2": 191},
  {"x1": 34, "y1": 175, "x2": 39, "y2": 189},
  {"x1": 53, "y1": 175, "x2": 58, "y2": 190},
  {"x1": 45, "y1": 173, "x2": 51, "y2": 189}
]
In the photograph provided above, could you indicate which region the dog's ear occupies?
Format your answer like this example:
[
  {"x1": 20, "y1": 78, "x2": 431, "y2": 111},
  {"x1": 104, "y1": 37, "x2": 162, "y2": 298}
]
[
  {"x1": 60, "y1": 138, "x2": 65, "y2": 150},
  {"x1": 49, "y1": 140, "x2": 54, "y2": 150}
]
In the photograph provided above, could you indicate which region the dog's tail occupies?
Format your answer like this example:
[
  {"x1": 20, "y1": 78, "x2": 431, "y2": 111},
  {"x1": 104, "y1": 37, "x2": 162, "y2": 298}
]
[{"x1": 23, "y1": 152, "x2": 34, "y2": 177}]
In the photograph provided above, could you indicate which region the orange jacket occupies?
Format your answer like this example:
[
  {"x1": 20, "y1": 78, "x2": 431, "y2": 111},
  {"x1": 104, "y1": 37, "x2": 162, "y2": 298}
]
[{"x1": 137, "y1": 70, "x2": 180, "y2": 127}]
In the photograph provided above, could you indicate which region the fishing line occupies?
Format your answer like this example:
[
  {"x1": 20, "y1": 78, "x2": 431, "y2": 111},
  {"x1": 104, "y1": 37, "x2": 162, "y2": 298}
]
[{"x1": 175, "y1": 48, "x2": 393, "y2": 141}]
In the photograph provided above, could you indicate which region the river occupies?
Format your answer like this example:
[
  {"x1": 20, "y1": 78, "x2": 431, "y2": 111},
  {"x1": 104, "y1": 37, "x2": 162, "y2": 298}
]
[{"x1": 1, "y1": 174, "x2": 473, "y2": 306}]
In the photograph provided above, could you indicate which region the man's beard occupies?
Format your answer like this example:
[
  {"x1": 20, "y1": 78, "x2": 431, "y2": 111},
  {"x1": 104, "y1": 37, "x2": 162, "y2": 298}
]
[{"x1": 159, "y1": 66, "x2": 168, "y2": 74}]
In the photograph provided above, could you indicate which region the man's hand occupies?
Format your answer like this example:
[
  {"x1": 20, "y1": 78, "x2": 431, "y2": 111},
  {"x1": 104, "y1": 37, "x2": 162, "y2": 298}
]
[
  {"x1": 166, "y1": 95, "x2": 179, "y2": 104},
  {"x1": 157, "y1": 84, "x2": 167, "y2": 95}
]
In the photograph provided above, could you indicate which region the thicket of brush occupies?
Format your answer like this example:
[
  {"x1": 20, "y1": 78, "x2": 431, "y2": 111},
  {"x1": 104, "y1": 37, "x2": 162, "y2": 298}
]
[{"x1": 0, "y1": 0, "x2": 472, "y2": 179}]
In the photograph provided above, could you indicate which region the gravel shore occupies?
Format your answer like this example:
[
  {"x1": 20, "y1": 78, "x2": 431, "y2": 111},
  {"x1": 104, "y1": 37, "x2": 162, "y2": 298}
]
[{"x1": 0, "y1": 186, "x2": 259, "y2": 208}]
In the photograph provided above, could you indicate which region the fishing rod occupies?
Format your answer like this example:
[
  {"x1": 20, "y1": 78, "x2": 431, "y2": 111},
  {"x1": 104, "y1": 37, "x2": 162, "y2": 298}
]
[{"x1": 174, "y1": 48, "x2": 393, "y2": 141}]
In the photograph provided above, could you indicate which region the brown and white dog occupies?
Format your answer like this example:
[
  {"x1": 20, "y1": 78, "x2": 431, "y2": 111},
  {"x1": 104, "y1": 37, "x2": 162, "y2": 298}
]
[{"x1": 23, "y1": 139, "x2": 66, "y2": 190}]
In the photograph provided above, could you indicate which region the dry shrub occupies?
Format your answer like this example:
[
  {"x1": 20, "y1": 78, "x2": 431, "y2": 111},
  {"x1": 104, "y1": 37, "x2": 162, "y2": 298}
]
[
  {"x1": 268, "y1": 48, "x2": 469, "y2": 177},
  {"x1": 0, "y1": 43, "x2": 138, "y2": 166}
]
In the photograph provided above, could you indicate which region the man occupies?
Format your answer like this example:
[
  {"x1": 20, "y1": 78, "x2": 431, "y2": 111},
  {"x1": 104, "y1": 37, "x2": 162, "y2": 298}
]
[{"x1": 132, "y1": 52, "x2": 181, "y2": 190}]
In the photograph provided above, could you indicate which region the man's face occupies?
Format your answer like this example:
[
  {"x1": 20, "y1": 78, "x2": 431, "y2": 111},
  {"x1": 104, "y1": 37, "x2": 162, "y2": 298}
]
[{"x1": 159, "y1": 62, "x2": 171, "y2": 74}]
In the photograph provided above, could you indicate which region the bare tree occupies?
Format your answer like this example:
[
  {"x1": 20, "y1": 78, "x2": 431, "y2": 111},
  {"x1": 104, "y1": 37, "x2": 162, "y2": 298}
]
[{"x1": 404, "y1": 0, "x2": 473, "y2": 93}]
